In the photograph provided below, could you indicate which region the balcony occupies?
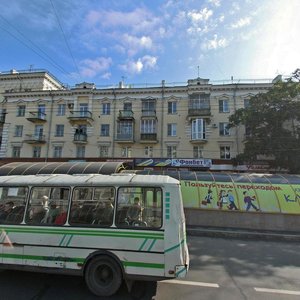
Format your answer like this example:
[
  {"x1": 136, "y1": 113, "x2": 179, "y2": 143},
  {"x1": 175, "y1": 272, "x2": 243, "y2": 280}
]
[
  {"x1": 68, "y1": 110, "x2": 93, "y2": 125},
  {"x1": 188, "y1": 107, "x2": 211, "y2": 117},
  {"x1": 190, "y1": 133, "x2": 207, "y2": 144},
  {"x1": 26, "y1": 112, "x2": 47, "y2": 123},
  {"x1": 73, "y1": 133, "x2": 88, "y2": 144},
  {"x1": 24, "y1": 134, "x2": 46, "y2": 144},
  {"x1": 141, "y1": 110, "x2": 157, "y2": 118},
  {"x1": 140, "y1": 133, "x2": 158, "y2": 143},
  {"x1": 115, "y1": 133, "x2": 134, "y2": 143},
  {"x1": 118, "y1": 110, "x2": 134, "y2": 120}
]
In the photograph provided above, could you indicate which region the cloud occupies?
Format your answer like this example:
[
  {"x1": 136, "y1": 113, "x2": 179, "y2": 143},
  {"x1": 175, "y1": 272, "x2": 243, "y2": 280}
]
[
  {"x1": 79, "y1": 57, "x2": 112, "y2": 77},
  {"x1": 187, "y1": 8, "x2": 213, "y2": 23},
  {"x1": 121, "y1": 34, "x2": 153, "y2": 56},
  {"x1": 119, "y1": 55, "x2": 157, "y2": 75},
  {"x1": 208, "y1": 0, "x2": 221, "y2": 7},
  {"x1": 202, "y1": 34, "x2": 228, "y2": 50},
  {"x1": 231, "y1": 17, "x2": 251, "y2": 29}
]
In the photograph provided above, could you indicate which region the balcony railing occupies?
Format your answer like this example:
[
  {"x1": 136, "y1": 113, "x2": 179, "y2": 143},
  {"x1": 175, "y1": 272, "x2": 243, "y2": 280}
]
[
  {"x1": 118, "y1": 110, "x2": 134, "y2": 119},
  {"x1": 24, "y1": 134, "x2": 46, "y2": 144},
  {"x1": 141, "y1": 110, "x2": 156, "y2": 118},
  {"x1": 68, "y1": 110, "x2": 93, "y2": 124},
  {"x1": 26, "y1": 111, "x2": 47, "y2": 122},
  {"x1": 73, "y1": 133, "x2": 88, "y2": 143},
  {"x1": 140, "y1": 133, "x2": 157, "y2": 142},
  {"x1": 115, "y1": 133, "x2": 134, "y2": 142},
  {"x1": 188, "y1": 107, "x2": 211, "y2": 117}
]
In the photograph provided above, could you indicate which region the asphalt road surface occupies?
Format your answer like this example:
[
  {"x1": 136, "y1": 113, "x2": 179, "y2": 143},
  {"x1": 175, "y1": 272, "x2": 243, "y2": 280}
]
[{"x1": 1, "y1": 235, "x2": 300, "y2": 299}]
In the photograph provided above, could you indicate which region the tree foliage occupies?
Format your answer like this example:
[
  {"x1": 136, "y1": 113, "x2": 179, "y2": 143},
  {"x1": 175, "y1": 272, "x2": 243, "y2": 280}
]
[{"x1": 229, "y1": 73, "x2": 300, "y2": 173}]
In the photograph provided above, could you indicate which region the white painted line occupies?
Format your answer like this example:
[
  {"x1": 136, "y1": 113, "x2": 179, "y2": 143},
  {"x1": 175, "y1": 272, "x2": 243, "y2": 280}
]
[
  {"x1": 162, "y1": 279, "x2": 219, "y2": 288},
  {"x1": 255, "y1": 287, "x2": 300, "y2": 296}
]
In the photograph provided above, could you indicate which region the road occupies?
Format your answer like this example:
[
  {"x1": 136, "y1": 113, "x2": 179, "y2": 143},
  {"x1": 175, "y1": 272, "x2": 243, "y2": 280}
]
[{"x1": 1, "y1": 235, "x2": 300, "y2": 299}]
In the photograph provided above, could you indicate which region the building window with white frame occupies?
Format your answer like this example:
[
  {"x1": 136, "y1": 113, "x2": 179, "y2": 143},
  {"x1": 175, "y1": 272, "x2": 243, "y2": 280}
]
[
  {"x1": 219, "y1": 99, "x2": 229, "y2": 113},
  {"x1": 167, "y1": 145, "x2": 177, "y2": 158},
  {"x1": 193, "y1": 146, "x2": 203, "y2": 158},
  {"x1": 144, "y1": 146, "x2": 153, "y2": 158},
  {"x1": 244, "y1": 99, "x2": 250, "y2": 108},
  {"x1": 17, "y1": 105, "x2": 26, "y2": 117},
  {"x1": 33, "y1": 146, "x2": 41, "y2": 158},
  {"x1": 219, "y1": 122, "x2": 230, "y2": 136},
  {"x1": 76, "y1": 145, "x2": 85, "y2": 158},
  {"x1": 57, "y1": 104, "x2": 66, "y2": 116},
  {"x1": 121, "y1": 147, "x2": 131, "y2": 158},
  {"x1": 12, "y1": 146, "x2": 21, "y2": 158},
  {"x1": 14, "y1": 125, "x2": 23, "y2": 137},
  {"x1": 55, "y1": 124, "x2": 64, "y2": 137},
  {"x1": 53, "y1": 146, "x2": 63, "y2": 158},
  {"x1": 100, "y1": 124, "x2": 110, "y2": 136},
  {"x1": 167, "y1": 123, "x2": 177, "y2": 136},
  {"x1": 102, "y1": 103, "x2": 111, "y2": 115},
  {"x1": 99, "y1": 145, "x2": 109, "y2": 157},
  {"x1": 168, "y1": 101, "x2": 177, "y2": 114},
  {"x1": 220, "y1": 146, "x2": 231, "y2": 159},
  {"x1": 141, "y1": 119, "x2": 156, "y2": 134},
  {"x1": 191, "y1": 118, "x2": 205, "y2": 140}
]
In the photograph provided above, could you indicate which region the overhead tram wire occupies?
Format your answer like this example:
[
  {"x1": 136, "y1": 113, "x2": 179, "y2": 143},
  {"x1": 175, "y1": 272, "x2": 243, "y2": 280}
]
[
  {"x1": 0, "y1": 14, "x2": 71, "y2": 77},
  {"x1": 49, "y1": 0, "x2": 81, "y2": 81}
]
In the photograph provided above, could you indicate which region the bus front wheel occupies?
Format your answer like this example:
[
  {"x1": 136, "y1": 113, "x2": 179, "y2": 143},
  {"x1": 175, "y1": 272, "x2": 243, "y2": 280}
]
[{"x1": 85, "y1": 255, "x2": 123, "y2": 297}]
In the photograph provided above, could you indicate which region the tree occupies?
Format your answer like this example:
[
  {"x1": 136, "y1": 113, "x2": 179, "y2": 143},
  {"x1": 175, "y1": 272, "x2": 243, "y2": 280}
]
[{"x1": 229, "y1": 71, "x2": 300, "y2": 173}]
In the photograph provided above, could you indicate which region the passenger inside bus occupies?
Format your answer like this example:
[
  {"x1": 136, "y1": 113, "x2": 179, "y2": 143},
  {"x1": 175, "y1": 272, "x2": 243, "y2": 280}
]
[
  {"x1": 29, "y1": 202, "x2": 47, "y2": 223},
  {"x1": 0, "y1": 201, "x2": 14, "y2": 222},
  {"x1": 126, "y1": 197, "x2": 143, "y2": 225}
]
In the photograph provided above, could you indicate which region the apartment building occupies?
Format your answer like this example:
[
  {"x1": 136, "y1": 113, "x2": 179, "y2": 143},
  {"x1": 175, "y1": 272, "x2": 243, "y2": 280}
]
[{"x1": 0, "y1": 70, "x2": 274, "y2": 170}]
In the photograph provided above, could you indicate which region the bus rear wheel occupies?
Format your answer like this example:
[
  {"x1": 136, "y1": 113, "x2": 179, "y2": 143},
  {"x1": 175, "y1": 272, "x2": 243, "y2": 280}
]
[{"x1": 85, "y1": 255, "x2": 122, "y2": 297}]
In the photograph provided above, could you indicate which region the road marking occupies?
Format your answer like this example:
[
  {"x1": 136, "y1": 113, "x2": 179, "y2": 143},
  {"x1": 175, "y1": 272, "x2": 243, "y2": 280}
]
[
  {"x1": 163, "y1": 279, "x2": 219, "y2": 288},
  {"x1": 255, "y1": 287, "x2": 300, "y2": 296}
]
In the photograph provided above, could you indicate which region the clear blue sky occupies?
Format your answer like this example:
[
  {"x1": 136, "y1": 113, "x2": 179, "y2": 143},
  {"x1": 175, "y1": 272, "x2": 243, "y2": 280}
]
[{"x1": 0, "y1": 0, "x2": 299, "y2": 86}]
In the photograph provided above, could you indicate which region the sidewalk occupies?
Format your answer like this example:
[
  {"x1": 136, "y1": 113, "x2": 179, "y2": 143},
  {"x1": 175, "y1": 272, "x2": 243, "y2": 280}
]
[{"x1": 187, "y1": 225, "x2": 300, "y2": 242}]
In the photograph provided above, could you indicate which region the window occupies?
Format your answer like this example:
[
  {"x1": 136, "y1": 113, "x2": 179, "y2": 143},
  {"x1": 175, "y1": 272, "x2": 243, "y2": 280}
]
[
  {"x1": 116, "y1": 187, "x2": 162, "y2": 228},
  {"x1": 168, "y1": 101, "x2": 177, "y2": 114},
  {"x1": 33, "y1": 146, "x2": 41, "y2": 158},
  {"x1": 0, "y1": 186, "x2": 28, "y2": 224},
  {"x1": 244, "y1": 99, "x2": 250, "y2": 108},
  {"x1": 12, "y1": 146, "x2": 21, "y2": 158},
  {"x1": 34, "y1": 125, "x2": 44, "y2": 139},
  {"x1": 117, "y1": 121, "x2": 133, "y2": 138},
  {"x1": 141, "y1": 119, "x2": 156, "y2": 133},
  {"x1": 121, "y1": 147, "x2": 131, "y2": 158},
  {"x1": 193, "y1": 146, "x2": 203, "y2": 158},
  {"x1": 17, "y1": 105, "x2": 25, "y2": 117},
  {"x1": 100, "y1": 124, "x2": 110, "y2": 136},
  {"x1": 142, "y1": 99, "x2": 156, "y2": 111},
  {"x1": 189, "y1": 94, "x2": 210, "y2": 109},
  {"x1": 124, "y1": 102, "x2": 132, "y2": 111},
  {"x1": 38, "y1": 104, "x2": 46, "y2": 119},
  {"x1": 102, "y1": 103, "x2": 111, "y2": 115},
  {"x1": 219, "y1": 99, "x2": 229, "y2": 113},
  {"x1": 79, "y1": 104, "x2": 88, "y2": 117},
  {"x1": 145, "y1": 146, "x2": 153, "y2": 158},
  {"x1": 76, "y1": 145, "x2": 85, "y2": 158},
  {"x1": 99, "y1": 146, "x2": 109, "y2": 157},
  {"x1": 191, "y1": 118, "x2": 205, "y2": 140},
  {"x1": 167, "y1": 123, "x2": 177, "y2": 136},
  {"x1": 25, "y1": 187, "x2": 69, "y2": 225},
  {"x1": 14, "y1": 125, "x2": 23, "y2": 137},
  {"x1": 219, "y1": 122, "x2": 230, "y2": 136},
  {"x1": 220, "y1": 146, "x2": 231, "y2": 159},
  {"x1": 167, "y1": 145, "x2": 177, "y2": 158},
  {"x1": 55, "y1": 124, "x2": 64, "y2": 137},
  {"x1": 57, "y1": 104, "x2": 66, "y2": 116},
  {"x1": 70, "y1": 186, "x2": 115, "y2": 226},
  {"x1": 53, "y1": 146, "x2": 63, "y2": 158}
]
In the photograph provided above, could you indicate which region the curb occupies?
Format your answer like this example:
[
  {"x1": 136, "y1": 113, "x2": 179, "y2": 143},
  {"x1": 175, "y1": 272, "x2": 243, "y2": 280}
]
[{"x1": 187, "y1": 227, "x2": 300, "y2": 242}]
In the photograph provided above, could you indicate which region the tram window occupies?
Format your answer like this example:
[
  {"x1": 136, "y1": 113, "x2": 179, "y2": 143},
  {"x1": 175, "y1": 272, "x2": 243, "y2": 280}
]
[
  {"x1": 69, "y1": 187, "x2": 115, "y2": 227},
  {"x1": 116, "y1": 187, "x2": 162, "y2": 229},
  {"x1": 0, "y1": 186, "x2": 28, "y2": 224}
]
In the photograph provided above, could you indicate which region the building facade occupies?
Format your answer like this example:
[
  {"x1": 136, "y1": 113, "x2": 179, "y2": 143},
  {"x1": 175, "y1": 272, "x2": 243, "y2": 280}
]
[{"x1": 0, "y1": 69, "x2": 274, "y2": 170}]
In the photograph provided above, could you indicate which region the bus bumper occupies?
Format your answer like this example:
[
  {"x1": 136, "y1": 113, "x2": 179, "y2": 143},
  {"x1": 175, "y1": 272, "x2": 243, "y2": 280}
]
[{"x1": 175, "y1": 264, "x2": 189, "y2": 278}]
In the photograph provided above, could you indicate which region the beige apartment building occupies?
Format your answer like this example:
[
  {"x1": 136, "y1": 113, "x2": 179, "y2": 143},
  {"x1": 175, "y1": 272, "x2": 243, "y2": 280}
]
[{"x1": 0, "y1": 69, "x2": 274, "y2": 170}]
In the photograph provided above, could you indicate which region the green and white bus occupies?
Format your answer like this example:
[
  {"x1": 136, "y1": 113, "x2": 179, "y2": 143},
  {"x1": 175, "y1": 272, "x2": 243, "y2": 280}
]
[{"x1": 0, "y1": 173, "x2": 189, "y2": 296}]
